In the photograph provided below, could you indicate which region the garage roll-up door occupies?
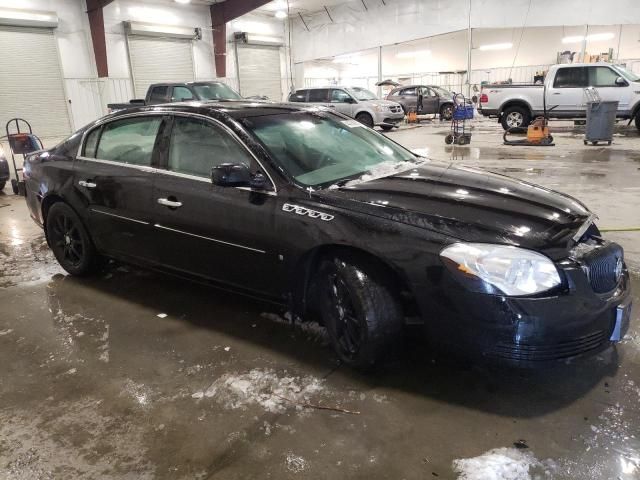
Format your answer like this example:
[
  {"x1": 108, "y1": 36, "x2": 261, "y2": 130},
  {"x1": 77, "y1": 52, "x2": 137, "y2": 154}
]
[
  {"x1": 127, "y1": 36, "x2": 195, "y2": 99},
  {"x1": 0, "y1": 26, "x2": 71, "y2": 138},
  {"x1": 237, "y1": 45, "x2": 282, "y2": 101}
]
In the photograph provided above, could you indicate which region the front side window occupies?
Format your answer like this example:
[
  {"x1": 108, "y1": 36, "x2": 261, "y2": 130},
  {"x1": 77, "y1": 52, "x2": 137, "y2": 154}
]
[
  {"x1": 243, "y1": 111, "x2": 417, "y2": 188},
  {"x1": 191, "y1": 82, "x2": 242, "y2": 100},
  {"x1": 553, "y1": 67, "x2": 587, "y2": 88},
  {"x1": 588, "y1": 67, "x2": 621, "y2": 87},
  {"x1": 166, "y1": 116, "x2": 253, "y2": 178},
  {"x1": 308, "y1": 89, "x2": 329, "y2": 102},
  {"x1": 330, "y1": 89, "x2": 352, "y2": 103},
  {"x1": 149, "y1": 86, "x2": 168, "y2": 103},
  {"x1": 95, "y1": 117, "x2": 162, "y2": 166},
  {"x1": 171, "y1": 86, "x2": 194, "y2": 101}
]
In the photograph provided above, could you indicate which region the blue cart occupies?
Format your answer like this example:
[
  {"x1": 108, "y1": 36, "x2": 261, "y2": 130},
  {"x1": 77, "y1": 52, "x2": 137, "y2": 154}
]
[{"x1": 445, "y1": 94, "x2": 474, "y2": 145}]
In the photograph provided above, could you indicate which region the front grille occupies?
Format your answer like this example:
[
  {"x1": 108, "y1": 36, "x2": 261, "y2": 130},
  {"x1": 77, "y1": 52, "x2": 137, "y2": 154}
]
[
  {"x1": 389, "y1": 106, "x2": 402, "y2": 113},
  {"x1": 581, "y1": 242, "x2": 624, "y2": 293},
  {"x1": 492, "y1": 330, "x2": 607, "y2": 362}
]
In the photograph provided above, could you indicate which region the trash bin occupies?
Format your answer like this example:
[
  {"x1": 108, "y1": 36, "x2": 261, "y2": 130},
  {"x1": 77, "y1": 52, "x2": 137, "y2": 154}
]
[{"x1": 584, "y1": 100, "x2": 618, "y2": 146}]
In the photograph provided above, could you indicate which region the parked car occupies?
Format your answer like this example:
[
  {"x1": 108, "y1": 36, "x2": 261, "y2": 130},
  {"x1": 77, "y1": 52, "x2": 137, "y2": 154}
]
[
  {"x1": 386, "y1": 85, "x2": 458, "y2": 119},
  {"x1": 0, "y1": 145, "x2": 9, "y2": 191},
  {"x1": 288, "y1": 86, "x2": 404, "y2": 130},
  {"x1": 479, "y1": 63, "x2": 640, "y2": 130},
  {"x1": 107, "y1": 81, "x2": 243, "y2": 113},
  {"x1": 23, "y1": 102, "x2": 631, "y2": 368}
]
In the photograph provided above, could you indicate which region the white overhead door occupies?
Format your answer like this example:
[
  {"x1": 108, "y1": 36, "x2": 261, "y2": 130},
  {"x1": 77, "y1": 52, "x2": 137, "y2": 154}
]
[
  {"x1": 237, "y1": 45, "x2": 283, "y2": 101},
  {"x1": 127, "y1": 35, "x2": 195, "y2": 99},
  {"x1": 0, "y1": 26, "x2": 71, "y2": 138}
]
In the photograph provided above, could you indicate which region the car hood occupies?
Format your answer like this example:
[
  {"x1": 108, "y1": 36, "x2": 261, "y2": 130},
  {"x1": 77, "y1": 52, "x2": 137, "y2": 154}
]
[
  {"x1": 362, "y1": 99, "x2": 401, "y2": 108},
  {"x1": 314, "y1": 162, "x2": 592, "y2": 250}
]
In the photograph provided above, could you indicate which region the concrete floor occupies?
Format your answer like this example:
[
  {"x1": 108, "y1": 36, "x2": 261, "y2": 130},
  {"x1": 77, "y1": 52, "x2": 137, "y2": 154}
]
[{"x1": 1, "y1": 118, "x2": 639, "y2": 479}]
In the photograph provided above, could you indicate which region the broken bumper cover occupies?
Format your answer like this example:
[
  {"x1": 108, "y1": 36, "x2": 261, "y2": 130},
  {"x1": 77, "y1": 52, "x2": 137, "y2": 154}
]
[{"x1": 417, "y1": 263, "x2": 631, "y2": 366}]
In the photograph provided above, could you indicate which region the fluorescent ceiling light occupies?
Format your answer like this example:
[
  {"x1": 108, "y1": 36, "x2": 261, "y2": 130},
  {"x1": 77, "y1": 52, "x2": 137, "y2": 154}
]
[
  {"x1": 333, "y1": 53, "x2": 360, "y2": 63},
  {"x1": 478, "y1": 42, "x2": 513, "y2": 51},
  {"x1": 174, "y1": 0, "x2": 191, "y2": 4},
  {"x1": 562, "y1": 32, "x2": 615, "y2": 44},
  {"x1": 396, "y1": 49, "x2": 431, "y2": 58},
  {"x1": 275, "y1": 10, "x2": 287, "y2": 18}
]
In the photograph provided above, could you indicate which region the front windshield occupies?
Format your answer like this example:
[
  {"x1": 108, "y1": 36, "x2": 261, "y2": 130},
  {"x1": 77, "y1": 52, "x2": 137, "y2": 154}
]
[
  {"x1": 243, "y1": 111, "x2": 419, "y2": 188},
  {"x1": 192, "y1": 82, "x2": 242, "y2": 100},
  {"x1": 614, "y1": 66, "x2": 640, "y2": 83},
  {"x1": 346, "y1": 87, "x2": 378, "y2": 101},
  {"x1": 432, "y1": 86, "x2": 454, "y2": 98}
]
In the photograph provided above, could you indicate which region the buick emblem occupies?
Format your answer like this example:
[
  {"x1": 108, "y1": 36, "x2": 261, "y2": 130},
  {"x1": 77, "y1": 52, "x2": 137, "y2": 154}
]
[{"x1": 615, "y1": 256, "x2": 624, "y2": 281}]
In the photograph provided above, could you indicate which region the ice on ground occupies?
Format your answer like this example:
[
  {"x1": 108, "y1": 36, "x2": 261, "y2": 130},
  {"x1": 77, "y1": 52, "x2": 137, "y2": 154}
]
[
  {"x1": 193, "y1": 368, "x2": 324, "y2": 413},
  {"x1": 453, "y1": 447, "x2": 554, "y2": 480},
  {"x1": 0, "y1": 328, "x2": 14, "y2": 336},
  {"x1": 260, "y1": 312, "x2": 329, "y2": 345},
  {"x1": 285, "y1": 452, "x2": 307, "y2": 473}
]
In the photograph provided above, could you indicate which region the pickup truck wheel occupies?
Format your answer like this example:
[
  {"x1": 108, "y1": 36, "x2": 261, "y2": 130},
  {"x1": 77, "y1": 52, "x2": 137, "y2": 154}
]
[
  {"x1": 316, "y1": 256, "x2": 403, "y2": 368},
  {"x1": 440, "y1": 104, "x2": 454, "y2": 121},
  {"x1": 355, "y1": 112, "x2": 374, "y2": 128},
  {"x1": 501, "y1": 106, "x2": 530, "y2": 130},
  {"x1": 46, "y1": 202, "x2": 98, "y2": 276}
]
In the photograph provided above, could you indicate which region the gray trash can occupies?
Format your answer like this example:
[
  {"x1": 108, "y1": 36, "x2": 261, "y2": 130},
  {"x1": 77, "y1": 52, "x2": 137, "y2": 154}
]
[{"x1": 584, "y1": 100, "x2": 618, "y2": 146}]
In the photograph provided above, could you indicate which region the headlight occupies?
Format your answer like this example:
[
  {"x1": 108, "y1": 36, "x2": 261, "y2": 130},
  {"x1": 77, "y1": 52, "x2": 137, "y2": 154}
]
[
  {"x1": 373, "y1": 105, "x2": 383, "y2": 112},
  {"x1": 440, "y1": 243, "x2": 561, "y2": 296}
]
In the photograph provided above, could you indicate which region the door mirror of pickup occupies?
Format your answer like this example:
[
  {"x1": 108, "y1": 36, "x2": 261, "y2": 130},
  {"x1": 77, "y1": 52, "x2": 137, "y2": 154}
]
[
  {"x1": 615, "y1": 76, "x2": 628, "y2": 87},
  {"x1": 211, "y1": 163, "x2": 251, "y2": 187}
]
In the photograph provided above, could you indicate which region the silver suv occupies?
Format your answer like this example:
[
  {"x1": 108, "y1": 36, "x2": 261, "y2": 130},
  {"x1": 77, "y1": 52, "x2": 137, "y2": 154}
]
[{"x1": 288, "y1": 87, "x2": 404, "y2": 130}]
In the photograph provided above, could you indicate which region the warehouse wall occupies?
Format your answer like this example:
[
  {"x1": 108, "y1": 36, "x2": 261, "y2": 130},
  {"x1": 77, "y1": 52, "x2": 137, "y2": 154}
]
[{"x1": 291, "y1": 0, "x2": 640, "y2": 63}]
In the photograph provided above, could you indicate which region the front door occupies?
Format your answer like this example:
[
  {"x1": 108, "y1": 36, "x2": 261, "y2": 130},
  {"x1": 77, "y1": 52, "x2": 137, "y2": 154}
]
[
  {"x1": 586, "y1": 66, "x2": 630, "y2": 112},
  {"x1": 74, "y1": 115, "x2": 163, "y2": 262},
  {"x1": 421, "y1": 87, "x2": 439, "y2": 114},
  {"x1": 151, "y1": 114, "x2": 284, "y2": 296},
  {"x1": 329, "y1": 89, "x2": 355, "y2": 116},
  {"x1": 547, "y1": 66, "x2": 587, "y2": 114}
]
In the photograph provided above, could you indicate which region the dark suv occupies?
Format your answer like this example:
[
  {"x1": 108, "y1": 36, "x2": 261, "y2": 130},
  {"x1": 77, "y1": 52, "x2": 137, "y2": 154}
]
[{"x1": 386, "y1": 85, "x2": 456, "y2": 119}]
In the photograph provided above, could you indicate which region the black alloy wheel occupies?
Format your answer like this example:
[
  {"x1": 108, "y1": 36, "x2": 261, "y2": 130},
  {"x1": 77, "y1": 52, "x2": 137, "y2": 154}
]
[{"x1": 46, "y1": 202, "x2": 98, "y2": 276}]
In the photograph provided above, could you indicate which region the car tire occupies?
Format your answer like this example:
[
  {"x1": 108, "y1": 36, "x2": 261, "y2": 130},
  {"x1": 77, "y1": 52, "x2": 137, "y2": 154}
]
[
  {"x1": 46, "y1": 202, "x2": 99, "y2": 276},
  {"x1": 0, "y1": 181, "x2": 5, "y2": 191},
  {"x1": 440, "y1": 104, "x2": 454, "y2": 121},
  {"x1": 316, "y1": 255, "x2": 403, "y2": 368},
  {"x1": 635, "y1": 112, "x2": 640, "y2": 131},
  {"x1": 444, "y1": 134, "x2": 454, "y2": 145},
  {"x1": 501, "y1": 106, "x2": 530, "y2": 130},
  {"x1": 355, "y1": 112, "x2": 374, "y2": 128},
  {"x1": 381, "y1": 125, "x2": 394, "y2": 131}
]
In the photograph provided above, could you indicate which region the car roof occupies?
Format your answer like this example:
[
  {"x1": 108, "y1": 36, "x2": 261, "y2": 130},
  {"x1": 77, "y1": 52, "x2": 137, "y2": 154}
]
[
  {"x1": 107, "y1": 101, "x2": 317, "y2": 120},
  {"x1": 149, "y1": 81, "x2": 230, "y2": 87}
]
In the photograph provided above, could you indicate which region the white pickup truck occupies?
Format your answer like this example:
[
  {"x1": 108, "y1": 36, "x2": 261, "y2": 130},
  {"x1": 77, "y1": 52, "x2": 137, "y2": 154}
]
[{"x1": 479, "y1": 63, "x2": 640, "y2": 131}]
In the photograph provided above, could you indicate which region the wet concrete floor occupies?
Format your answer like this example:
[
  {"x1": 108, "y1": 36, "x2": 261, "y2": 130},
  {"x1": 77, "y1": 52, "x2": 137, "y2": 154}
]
[{"x1": 1, "y1": 118, "x2": 639, "y2": 479}]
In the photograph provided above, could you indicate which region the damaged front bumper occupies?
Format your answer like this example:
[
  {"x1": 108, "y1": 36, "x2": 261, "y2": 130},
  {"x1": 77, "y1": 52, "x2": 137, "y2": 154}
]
[{"x1": 417, "y1": 241, "x2": 632, "y2": 367}]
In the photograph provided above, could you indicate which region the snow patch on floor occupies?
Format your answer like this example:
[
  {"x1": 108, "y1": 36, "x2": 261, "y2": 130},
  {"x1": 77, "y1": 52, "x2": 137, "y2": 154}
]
[
  {"x1": 285, "y1": 452, "x2": 308, "y2": 473},
  {"x1": 260, "y1": 312, "x2": 329, "y2": 345},
  {"x1": 193, "y1": 368, "x2": 324, "y2": 413},
  {"x1": 453, "y1": 447, "x2": 554, "y2": 480}
]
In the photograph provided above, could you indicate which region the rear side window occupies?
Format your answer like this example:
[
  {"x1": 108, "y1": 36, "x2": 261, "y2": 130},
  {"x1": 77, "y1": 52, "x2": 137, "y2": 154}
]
[
  {"x1": 588, "y1": 67, "x2": 620, "y2": 87},
  {"x1": 308, "y1": 89, "x2": 329, "y2": 102},
  {"x1": 166, "y1": 116, "x2": 253, "y2": 178},
  {"x1": 149, "y1": 86, "x2": 168, "y2": 103},
  {"x1": 83, "y1": 127, "x2": 101, "y2": 157},
  {"x1": 96, "y1": 117, "x2": 162, "y2": 166},
  {"x1": 553, "y1": 67, "x2": 587, "y2": 88},
  {"x1": 330, "y1": 89, "x2": 351, "y2": 103},
  {"x1": 289, "y1": 90, "x2": 308, "y2": 102}
]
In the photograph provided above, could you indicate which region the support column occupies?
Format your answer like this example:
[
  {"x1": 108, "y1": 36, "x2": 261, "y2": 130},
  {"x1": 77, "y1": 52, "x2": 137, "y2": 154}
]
[{"x1": 86, "y1": 0, "x2": 113, "y2": 78}]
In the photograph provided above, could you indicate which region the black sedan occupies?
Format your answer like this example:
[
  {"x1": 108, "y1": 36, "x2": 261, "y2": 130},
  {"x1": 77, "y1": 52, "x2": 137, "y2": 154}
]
[{"x1": 23, "y1": 102, "x2": 632, "y2": 368}]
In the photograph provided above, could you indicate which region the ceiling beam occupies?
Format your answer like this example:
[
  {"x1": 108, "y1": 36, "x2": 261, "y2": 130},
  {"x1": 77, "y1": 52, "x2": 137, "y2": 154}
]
[
  {"x1": 85, "y1": 0, "x2": 114, "y2": 78},
  {"x1": 210, "y1": 0, "x2": 271, "y2": 78}
]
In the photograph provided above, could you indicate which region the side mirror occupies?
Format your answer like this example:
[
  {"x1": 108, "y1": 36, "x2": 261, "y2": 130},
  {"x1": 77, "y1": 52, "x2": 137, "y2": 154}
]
[
  {"x1": 250, "y1": 172, "x2": 268, "y2": 190},
  {"x1": 211, "y1": 163, "x2": 251, "y2": 187},
  {"x1": 615, "y1": 76, "x2": 628, "y2": 87},
  {"x1": 345, "y1": 97, "x2": 356, "y2": 104}
]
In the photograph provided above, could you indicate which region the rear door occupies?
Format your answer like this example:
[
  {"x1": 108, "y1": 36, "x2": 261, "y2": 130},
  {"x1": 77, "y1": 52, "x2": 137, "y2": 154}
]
[
  {"x1": 74, "y1": 114, "x2": 164, "y2": 262},
  {"x1": 547, "y1": 66, "x2": 587, "y2": 114},
  {"x1": 421, "y1": 87, "x2": 439, "y2": 114},
  {"x1": 398, "y1": 87, "x2": 418, "y2": 111},
  {"x1": 307, "y1": 88, "x2": 330, "y2": 108},
  {"x1": 151, "y1": 114, "x2": 284, "y2": 296},
  {"x1": 329, "y1": 88, "x2": 355, "y2": 116}
]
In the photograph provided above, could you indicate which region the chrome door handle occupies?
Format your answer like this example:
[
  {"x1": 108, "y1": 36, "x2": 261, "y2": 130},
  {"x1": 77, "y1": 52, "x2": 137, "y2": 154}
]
[
  {"x1": 157, "y1": 198, "x2": 182, "y2": 208},
  {"x1": 552, "y1": 92, "x2": 561, "y2": 95},
  {"x1": 78, "y1": 180, "x2": 97, "y2": 188}
]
